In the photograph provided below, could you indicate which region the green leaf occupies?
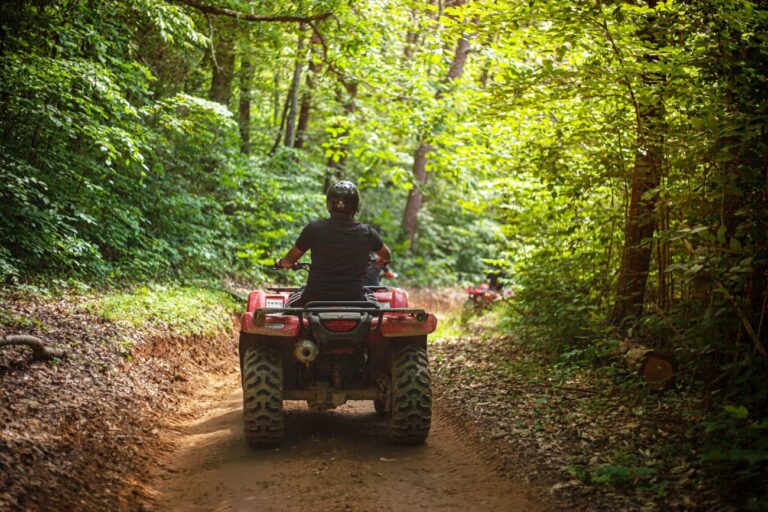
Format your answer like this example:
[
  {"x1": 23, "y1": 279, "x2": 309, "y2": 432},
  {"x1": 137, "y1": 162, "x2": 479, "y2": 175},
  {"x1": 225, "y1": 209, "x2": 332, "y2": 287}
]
[{"x1": 723, "y1": 405, "x2": 749, "y2": 419}]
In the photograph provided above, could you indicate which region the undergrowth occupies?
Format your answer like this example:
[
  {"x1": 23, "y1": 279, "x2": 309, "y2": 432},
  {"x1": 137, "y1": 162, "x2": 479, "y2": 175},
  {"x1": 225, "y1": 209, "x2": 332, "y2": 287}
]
[{"x1": 89, "y1": 284, "x2": 239, "y2": 338}]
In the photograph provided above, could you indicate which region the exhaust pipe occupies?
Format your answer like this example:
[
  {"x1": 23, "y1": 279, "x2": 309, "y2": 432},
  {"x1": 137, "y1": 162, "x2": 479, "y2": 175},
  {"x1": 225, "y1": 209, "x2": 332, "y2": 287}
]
[{"x1": 294, "y1": 340, "x2": 319, "y2": 366}]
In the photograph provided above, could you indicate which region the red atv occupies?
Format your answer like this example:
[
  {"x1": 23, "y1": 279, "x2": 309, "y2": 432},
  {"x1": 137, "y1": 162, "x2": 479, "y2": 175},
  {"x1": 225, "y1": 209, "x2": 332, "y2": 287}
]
[
  {"x1": 238, "y1": 262, "x2": 437, "y2": 447},
  {"x1": 465, "y1": 283, "x2": 500, "y2": 308}
]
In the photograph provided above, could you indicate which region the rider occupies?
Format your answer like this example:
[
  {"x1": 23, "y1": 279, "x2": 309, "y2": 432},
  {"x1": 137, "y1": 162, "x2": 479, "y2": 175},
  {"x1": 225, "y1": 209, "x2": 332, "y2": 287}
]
[
  {"x1": 363, "y1": 252, "x2": 397, "y2": 287},
  {"x1": 276, "y1": 181, "x2": 392, "y2": 306}
]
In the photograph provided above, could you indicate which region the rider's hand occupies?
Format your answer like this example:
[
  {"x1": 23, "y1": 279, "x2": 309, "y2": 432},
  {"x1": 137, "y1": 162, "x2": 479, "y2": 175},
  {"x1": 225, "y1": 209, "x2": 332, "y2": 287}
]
[{"x1": 275, "y1": 258, "x2": 291, "y2": 269}]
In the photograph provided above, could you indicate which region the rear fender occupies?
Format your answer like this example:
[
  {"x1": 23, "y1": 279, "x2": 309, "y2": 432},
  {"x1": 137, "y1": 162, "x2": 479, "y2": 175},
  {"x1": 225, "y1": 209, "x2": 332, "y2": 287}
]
[
  {"x1": 241, "y1": 312, "x2": 300, "y2": 337},
  {"x1": 247, "y1": 290, "x2": 288, "y2": 313},
  {"x1": 380, "y1": 313, "x2": 437, "y2": 337},
  {"x1": 390, "y1": 288, "x2": 409, "y2": 308}
]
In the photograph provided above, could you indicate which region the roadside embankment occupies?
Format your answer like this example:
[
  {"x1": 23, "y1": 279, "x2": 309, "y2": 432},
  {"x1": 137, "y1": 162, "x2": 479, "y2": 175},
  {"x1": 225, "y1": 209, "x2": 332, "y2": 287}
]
[{"x1": 0, "y1": 285, "x2": 238, "y2": 511}]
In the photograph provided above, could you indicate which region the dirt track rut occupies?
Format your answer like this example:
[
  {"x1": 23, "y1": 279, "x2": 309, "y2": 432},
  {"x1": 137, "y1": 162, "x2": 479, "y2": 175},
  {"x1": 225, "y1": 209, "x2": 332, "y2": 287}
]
[{"x1": 150, "y1": 370, "x2": 542, "y2": 512}]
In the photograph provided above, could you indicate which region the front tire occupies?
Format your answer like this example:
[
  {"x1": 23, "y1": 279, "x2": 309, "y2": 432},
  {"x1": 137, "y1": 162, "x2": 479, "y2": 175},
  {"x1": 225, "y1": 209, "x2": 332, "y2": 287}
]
[
  {"x1": 389, "y1": 346, "x2": 432, "y2": 445},
  {"x1": 242, "y1": 344, "x2": 283, "y2": 447}
]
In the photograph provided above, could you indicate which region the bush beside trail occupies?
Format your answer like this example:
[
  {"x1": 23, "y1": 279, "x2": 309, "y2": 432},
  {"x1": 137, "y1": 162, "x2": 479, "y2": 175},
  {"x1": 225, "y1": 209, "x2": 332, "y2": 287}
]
[{"x1": 0, "y1": 286, "x2": 238, "y2": 511}]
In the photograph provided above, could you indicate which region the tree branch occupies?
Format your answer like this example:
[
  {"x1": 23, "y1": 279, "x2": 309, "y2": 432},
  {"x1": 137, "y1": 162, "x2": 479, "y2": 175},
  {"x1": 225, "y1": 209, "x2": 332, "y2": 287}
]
[
  {"x1": 1, "y1": 335, "x2": 67, "y2": 361},
  {"x1": 171, "y1": 0, "x2": 331, "y2": 23}
]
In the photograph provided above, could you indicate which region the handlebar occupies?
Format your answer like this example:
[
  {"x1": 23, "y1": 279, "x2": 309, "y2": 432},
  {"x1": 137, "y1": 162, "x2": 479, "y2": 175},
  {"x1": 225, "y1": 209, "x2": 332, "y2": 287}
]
[{"x1": 272, "y1": 260, "x2": 310, "y2": 271}]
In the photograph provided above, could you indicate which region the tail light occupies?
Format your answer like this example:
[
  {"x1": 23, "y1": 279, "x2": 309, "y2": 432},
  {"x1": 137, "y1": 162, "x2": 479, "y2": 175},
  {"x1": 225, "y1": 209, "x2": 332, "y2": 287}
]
[
  {"x1": 324, "y1": 320, "x2": 358, "y2": 332},
  {"x1": 483, "y1": 292, "x2": 495, "y2": 298}
]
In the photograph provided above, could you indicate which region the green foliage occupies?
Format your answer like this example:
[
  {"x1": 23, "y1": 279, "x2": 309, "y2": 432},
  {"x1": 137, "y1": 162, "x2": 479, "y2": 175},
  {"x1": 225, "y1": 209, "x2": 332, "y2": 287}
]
[
  {"x1": 0, "y1": 309, "x2": 45, "y2": 330},
  {"x1": 90, "y1": 284, "x2": 238, "y2": 338},
  {"x1": 0, "y1": 1, "x2": 330, "y2": 285},
  {"x1": 699, "y1": 403, "x2": 768, "y2": 506}
]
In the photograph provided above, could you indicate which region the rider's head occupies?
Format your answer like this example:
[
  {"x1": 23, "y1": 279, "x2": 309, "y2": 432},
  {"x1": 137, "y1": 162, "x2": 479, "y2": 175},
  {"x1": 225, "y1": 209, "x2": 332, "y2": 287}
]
[{"x1": 326, "y1": 180, "x2": 359, "y2": 216}]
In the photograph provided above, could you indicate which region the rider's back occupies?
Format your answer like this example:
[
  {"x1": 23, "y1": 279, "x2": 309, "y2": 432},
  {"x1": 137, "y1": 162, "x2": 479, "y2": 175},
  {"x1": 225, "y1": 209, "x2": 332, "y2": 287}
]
[{"x1": 297, "y1": 215, "x2": 383, "y2": 303}]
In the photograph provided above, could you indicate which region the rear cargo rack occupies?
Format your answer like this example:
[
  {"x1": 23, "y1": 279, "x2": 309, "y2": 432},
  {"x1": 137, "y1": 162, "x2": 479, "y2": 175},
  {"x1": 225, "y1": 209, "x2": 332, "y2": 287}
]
[{"x1": 254, "y1": 306, "x2": 429, "y2": 322}]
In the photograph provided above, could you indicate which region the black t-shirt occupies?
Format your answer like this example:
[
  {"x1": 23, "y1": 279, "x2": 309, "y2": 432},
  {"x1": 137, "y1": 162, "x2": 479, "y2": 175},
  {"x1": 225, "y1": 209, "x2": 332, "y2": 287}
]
[{"x1": 295, "y1": 215, "x2": 384, "y2": 302}]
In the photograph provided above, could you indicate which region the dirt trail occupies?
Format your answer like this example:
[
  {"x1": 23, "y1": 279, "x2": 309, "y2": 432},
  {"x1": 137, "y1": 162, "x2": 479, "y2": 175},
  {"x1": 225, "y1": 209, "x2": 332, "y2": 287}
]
[{"x1": 150, "y1": 368, "x2": 542, "y2": 512}]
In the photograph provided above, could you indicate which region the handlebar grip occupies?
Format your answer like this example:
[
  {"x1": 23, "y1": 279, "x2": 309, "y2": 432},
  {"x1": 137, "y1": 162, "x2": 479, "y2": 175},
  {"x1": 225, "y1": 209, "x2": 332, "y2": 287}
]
[{"x1": 272, "y1": 260, "x2": 310, "y2": 271}]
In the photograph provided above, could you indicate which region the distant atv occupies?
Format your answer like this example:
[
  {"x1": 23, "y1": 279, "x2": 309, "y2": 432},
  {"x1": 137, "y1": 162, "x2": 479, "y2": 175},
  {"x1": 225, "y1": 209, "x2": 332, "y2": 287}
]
[
  {"x1": 238, "y1": 262, "x2": 437, "y2": 447},
  {"x1": 465, "y1": 283, "x2": 500, "y2": 309}
]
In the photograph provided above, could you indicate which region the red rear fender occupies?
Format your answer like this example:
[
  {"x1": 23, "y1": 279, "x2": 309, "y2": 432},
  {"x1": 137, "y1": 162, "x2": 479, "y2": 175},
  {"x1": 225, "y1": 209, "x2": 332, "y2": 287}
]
[
  {"x1": 380, "y1": 313, "x2": 437, "y2": 337},
  {"x1": 247, "y1": 290, "x2": 288, "y2": 313},
  {"x1": 247, "y1": 291, "x2": 266, "y2": 313},
  {"x1": 391, "y1": 288, "x2": 408, "y2": 308},
  {"x1": 241, "y1": 312, "x2": 299, "y2": 337}
]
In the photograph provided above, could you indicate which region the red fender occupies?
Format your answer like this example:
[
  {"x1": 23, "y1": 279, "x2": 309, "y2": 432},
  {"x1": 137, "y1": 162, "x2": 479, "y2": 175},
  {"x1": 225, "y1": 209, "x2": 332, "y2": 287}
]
[{"x1": 380, "y1": 313, "x2": 437, "y2": 337}]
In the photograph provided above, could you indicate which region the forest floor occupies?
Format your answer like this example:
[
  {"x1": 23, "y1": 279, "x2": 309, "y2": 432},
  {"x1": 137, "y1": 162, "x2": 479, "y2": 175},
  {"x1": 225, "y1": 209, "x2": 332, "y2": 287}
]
[
  {"x1": 0, "y1": 287, "x2": 732, "y2": 511},
  {"x1": 0, "y1": 288, "x2": 237, "y2": 511},
  {"x1": 430, "y1": 308, "x2": 732, "y2": 512}
]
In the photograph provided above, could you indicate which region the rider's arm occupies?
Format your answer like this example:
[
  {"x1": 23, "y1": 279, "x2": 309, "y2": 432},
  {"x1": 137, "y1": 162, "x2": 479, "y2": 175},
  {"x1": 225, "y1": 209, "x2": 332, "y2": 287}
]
[
  {"x1": 277, "y1": 246, "x2": 305, "y2": 269},
  {"x1": 374, "y1": 243, "x2": 392, "y2": 267}
]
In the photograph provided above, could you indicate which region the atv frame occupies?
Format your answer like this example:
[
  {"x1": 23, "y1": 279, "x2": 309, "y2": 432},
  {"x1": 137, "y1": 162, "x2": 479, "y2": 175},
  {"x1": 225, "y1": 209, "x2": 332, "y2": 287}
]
[{"x1": 238, "y1": 285, "x2": 437, "y2": 447}]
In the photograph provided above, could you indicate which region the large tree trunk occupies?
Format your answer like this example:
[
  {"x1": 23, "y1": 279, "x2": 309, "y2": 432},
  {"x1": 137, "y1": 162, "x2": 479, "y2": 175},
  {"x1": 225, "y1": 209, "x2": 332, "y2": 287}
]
[
  {"x1": 402, "y1": 6, "x2": 472, "y2": 246},
  {"x1": 238, "y1": 39, "x2": 256, "y2": 154},
  {"x1": 283, "y1": 25, "x2": 306, "y2": 148},
  {"x1": 611, "y1": 0, "x2": 664, "y2": 325},
  {"x1": 612, "y1": 121, "x2": 664, "y2": 323},
  {"x1": 209, "y1": 19, "x2": 236, "y2": 106}
]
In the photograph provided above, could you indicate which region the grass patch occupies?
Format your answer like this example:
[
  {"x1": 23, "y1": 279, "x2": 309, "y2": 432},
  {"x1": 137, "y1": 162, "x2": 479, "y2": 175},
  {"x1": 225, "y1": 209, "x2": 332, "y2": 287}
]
[
  {"x1": 0, "y1": 309, "x2": 46, "y2": 330},
  {"x1": 90, "y1": 285, "x2": 239, "y2": 338},
  {"x1": 432, "y1": 311, "x2": 464, "y2": 339}
]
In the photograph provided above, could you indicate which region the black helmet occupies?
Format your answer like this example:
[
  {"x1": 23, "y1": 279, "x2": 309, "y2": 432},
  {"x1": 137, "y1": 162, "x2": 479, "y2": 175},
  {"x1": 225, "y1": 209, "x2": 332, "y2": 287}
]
[{"x1": 326, "y1": 180, "x2": 359, "y2": 215}]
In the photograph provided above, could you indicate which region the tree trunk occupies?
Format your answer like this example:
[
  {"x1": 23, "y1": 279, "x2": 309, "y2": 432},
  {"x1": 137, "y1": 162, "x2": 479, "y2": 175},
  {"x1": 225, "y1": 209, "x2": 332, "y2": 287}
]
[
  {"x1": 283, "y1": 25, "x2": 306, "y2": 148},
  {"x1": 238, "y1": 40, "x2": 256, "y2": 154},
  {"x1": 402, "y1": 5, "x2": 472, "y2": 246},
  {"x1": 294, "y1": 85, "x2": 312, "y2": 150},
  {"x1": 401, "y1": 142, "x2": 431, "y2": 244},
  {"x1": 295, "y1": 32, "x2": 320, "y2": 150},
  {"x1": 612, "y1": 111, "x2": 664, "y2": 323},
  {"x1": 618, "y1": 339, "x2": 675, "y2": 391},
  {"x1": 611, "y1": 0, "x2": 664, "y2": 325},
  {"x1": 209, "y1": 19, "x2": 236, "y2": 106}
]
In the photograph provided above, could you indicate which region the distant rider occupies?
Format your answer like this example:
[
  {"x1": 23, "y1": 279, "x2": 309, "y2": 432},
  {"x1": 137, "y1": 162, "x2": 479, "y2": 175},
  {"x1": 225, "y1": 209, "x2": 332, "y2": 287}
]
[
  {"x1": 363, "y1": 252, "x2": 397, "y2": 287},
  {"x1": 276, "y1": 181, "x2": 392, "y2": 306}
]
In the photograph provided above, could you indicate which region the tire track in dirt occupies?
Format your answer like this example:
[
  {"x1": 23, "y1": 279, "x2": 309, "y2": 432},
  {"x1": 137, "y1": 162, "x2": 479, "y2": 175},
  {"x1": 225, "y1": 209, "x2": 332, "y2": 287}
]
[{"x1": 148, "y1": 369, "x2": 543, "y2": 512}]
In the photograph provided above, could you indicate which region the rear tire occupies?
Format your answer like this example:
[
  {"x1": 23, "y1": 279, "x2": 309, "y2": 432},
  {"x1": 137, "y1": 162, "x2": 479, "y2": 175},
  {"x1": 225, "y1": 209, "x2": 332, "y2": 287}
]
[
  {"x1": 242, "y1": 344, "x2": 283, "y2": 447},
  {"x1": 389, "y1": 346, "x2": 431, "y2": 445}
]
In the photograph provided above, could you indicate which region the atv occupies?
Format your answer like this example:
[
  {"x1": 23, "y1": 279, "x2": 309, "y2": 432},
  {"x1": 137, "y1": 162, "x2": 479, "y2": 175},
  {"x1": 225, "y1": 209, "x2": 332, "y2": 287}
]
[
  {"x1": 238, "y1": 262, "x2": 437, "y2": 447},
  {"x1": 465, "y1": 283, "x2": 500, "y2": 308}
]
